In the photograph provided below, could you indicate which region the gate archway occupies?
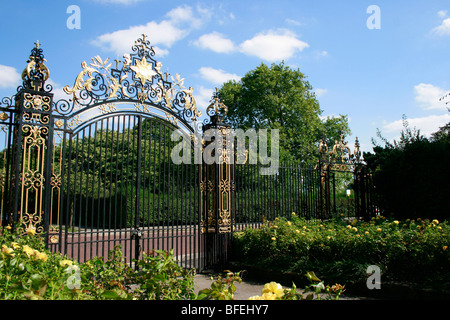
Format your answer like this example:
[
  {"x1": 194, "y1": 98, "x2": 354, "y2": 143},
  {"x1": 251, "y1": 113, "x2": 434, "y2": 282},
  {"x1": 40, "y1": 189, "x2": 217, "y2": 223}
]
[
  {"x1": 318, "y1": 134, "x2": 376, "y2": 220},
  {"x1": 54, "y1": 35, "x2": 204, "y2": 268},
  {"x1": 0, "y1": 35, "x2": 234, "y2": 271}
]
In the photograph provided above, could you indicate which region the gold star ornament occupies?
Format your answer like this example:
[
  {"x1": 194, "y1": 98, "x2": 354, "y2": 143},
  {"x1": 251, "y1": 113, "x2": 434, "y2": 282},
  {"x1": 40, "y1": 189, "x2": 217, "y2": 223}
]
[{"x1": 130, "y1": 57, "x2": 157, "y2": 85}]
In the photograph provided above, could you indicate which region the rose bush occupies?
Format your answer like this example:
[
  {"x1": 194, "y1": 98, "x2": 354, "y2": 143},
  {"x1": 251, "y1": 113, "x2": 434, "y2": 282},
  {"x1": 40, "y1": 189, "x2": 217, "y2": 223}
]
[
  {"x1": 233, "y1": 213, "x2": 450, "y2": 292},
  {"x1": 0, "y1": 223, "x2": 196, "y2": 300}
]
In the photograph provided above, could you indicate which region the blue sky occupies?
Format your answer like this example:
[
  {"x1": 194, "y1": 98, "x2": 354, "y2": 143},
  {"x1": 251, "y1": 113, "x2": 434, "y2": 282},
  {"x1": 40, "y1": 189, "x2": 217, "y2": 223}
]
[{"x1": 1, "y1": 0, "x2": 450, "y2": 154}]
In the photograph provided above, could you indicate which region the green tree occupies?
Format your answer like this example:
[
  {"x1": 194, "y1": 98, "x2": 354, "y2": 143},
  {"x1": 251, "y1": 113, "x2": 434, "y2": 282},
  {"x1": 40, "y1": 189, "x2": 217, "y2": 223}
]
[
  {"x1": 365, "y1": 115, "x2": 450, "y2": 221},
  {"x1": 430, "y1": 109, "x2": 450, "y2": 143},
  {"x1": 218, "y1": 62, "x2": 350, "y2": 164}
]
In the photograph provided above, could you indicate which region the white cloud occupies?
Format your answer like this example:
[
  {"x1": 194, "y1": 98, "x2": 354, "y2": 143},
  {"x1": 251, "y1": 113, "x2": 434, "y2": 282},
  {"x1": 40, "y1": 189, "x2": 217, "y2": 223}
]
[
  {"x1": 432, "y1": 17, "x2": 450, "y2": 35},
  {"x1": 0, "y1": 65, "x2": 21, "y2": 89},
  {"x1": 199, "y1": 67, "x2": 241, "y2": 85},
  {"x1": 239, "y1": 29, "x2": 309, "y2": 62},
  {"x1": 414, "y1": 83, "x2": 448, "y2": 111},
  {"x1": 285, "y1": 18, "x2": 302, "y2": 26},
  {"x1": 194, "y1": 86, "x2": 215, "y2": 113},
  {"x1": 438, "y1": 10, "x2": 448, "y2": 18},
  {"x1": 193, "y1": 32, "x2": 236, "y2": 53},
  {"x1": 194, "y1": 28, "x2": 309, "y2": 62},
  {"x1": 383, "y1": 114, "x2": 450, "y2": 137},
  {"x1": 46, "y1": 79, "x2": 71, "y2": 102},
  {"x1": 315, "y1": 88, "x2": 328, "y2": 98},
  {"x1": 92, "y1": 5, "x2": 205, "y2": 56}
]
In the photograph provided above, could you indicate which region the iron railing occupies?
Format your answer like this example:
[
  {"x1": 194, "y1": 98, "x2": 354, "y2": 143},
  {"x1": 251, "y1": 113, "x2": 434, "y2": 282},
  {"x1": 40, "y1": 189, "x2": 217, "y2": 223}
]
[{"x1": 0, "y1": 36, "x2": 378, "y2": 272}]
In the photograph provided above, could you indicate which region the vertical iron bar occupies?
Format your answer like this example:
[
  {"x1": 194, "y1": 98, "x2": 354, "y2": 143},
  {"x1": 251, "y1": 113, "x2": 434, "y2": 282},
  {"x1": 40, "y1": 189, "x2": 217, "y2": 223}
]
[
  {"x1": 135, "y1": 115, "x2": 142, "y2": 265},
  {"x1": 151, "y1": 119, "x2": 157, "y2": 254},
  {"x1": 85, "y1": 125, "x2": 92, "y2": 261},
  {"x1": 157, "y1": 121, "x2": 162, "y2": 251},
  {"x1": 78, "y1": 128, "x2": 86, "y2": 263}
]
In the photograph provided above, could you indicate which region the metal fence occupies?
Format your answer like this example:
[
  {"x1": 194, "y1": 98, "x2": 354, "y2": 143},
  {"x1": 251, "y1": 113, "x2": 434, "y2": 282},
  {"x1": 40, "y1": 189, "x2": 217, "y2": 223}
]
[
  {"x1": 0, "y1": 36, "x2": 377, "y2": 272},
  {"x1": 234, "y1": 162, "x2": 321, "y2": 230}
]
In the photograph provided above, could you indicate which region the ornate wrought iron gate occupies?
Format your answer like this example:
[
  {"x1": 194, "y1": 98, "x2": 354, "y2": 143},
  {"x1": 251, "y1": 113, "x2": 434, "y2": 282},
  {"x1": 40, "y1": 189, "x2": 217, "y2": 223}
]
[
  {"x1": 0, "y1": 36, "x2": 235, "y2": 271},
  {"x1": 0, "y1": 36, "x2": 376, "y2": 272},
  {"x1": 318, "y1": 134, "x2": 376, "y2": 220}
]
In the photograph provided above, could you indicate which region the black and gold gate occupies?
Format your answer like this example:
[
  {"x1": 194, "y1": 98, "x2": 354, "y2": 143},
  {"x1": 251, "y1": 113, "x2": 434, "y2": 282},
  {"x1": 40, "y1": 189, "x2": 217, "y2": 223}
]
[
  {"x1": 318, "y1": 134, "x2": 376, "y2": 220},
  {"x1": 0, "y1": 36, "x2": 235, "y2": 271}
]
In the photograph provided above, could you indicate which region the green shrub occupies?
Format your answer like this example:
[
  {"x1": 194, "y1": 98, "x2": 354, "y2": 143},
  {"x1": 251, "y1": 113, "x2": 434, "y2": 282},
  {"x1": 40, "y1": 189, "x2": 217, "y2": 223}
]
[
  {"x1": 0, "y1": 224, "x2": 88, "y2": 300},
  {"x1": 233, "y1": 214, "x2": 450, "y2": 291},
  {"x1": 0, "y1": 223, "x2": 195, "y2": 300}
]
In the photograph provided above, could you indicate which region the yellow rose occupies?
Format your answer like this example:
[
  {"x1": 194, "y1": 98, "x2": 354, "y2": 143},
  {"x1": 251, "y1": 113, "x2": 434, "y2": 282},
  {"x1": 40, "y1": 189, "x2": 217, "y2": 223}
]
[
  {"x1": 261, "y1": 292, "x2": 277, "y2": 300},
  {"x1": 292, "y1": 212, "x2": 296, "y2": 216},
  {"x1": 393, "y1": 220, "x2": 399, "y2": 225},
  {"x1": 271, "y1": 237, "x2": 276, "y2": 241},
  {"x1": 287, "y1": 221, "x2": 292, "y2": 226},
  {"x1": 11, "y1": 242, "x2": 20, "y2": 250},
  {"x1": 22, "y1": 245, "x2": 35, "y2": 258},
  {"x1": 433, "y1": 219, "x2": 439, "y2": 225},
  {"x1": 36, "y1": 251, "x2": 48, "y2": 262},
  {"x1": 262, "y1": 282, "x2": 284, "y2": 298},
  {"x1": 1, "y1": 245, "x2": 14, "y2": 256},
  {"x1": 26, "y1": 226, "x2": 36, "y2": 236},
  {"x1": 248, "y1": 295, "x2": 263, "y2": 300},
  {"x1": 33, "y1": 249, "x2": 41, "y2": 259},
  {"x1": 443, "y1": 246, "x2": 448, "y2": 251},
  {"x1": 60, "y1": 259, "x2": 74, "y2": 267},
  {"x1": 376, "y1": 228, "x2": 382, "y2": 232},
  {"x1": 365, "y1": 231, "x2": 370, "y2": 235}
]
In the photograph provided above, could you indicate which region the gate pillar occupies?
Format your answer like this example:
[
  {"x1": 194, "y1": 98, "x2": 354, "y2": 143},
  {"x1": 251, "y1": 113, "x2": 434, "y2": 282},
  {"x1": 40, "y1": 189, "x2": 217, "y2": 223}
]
[
  {"x1": 200, "y1": 92, "x2": 235, "y2": 269},
  {"x1": 10, "y1": 42, "x2": 54, "y2": 240}
]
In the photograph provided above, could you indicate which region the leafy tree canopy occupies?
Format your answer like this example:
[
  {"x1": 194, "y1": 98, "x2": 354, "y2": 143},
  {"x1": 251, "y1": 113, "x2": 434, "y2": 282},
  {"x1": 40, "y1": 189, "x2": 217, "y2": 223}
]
[
  {"x1": 218, "y1": 62, "x2": 351, "y2": 164},
  {"x1": 364, "y1": 114, "x2": 450, "y2": 221}
]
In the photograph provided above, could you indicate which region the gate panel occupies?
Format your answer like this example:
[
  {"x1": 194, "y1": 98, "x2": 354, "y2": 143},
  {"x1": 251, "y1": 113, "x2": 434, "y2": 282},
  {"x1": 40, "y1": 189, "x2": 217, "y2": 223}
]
[
  {"x1": 137, "y1": 118, "x2": 201, "y2": 269},
  {"x1": 1, "y1": 36, "x2": 237, "y2": 272},
  {"x1": 0, "y1": 100, "x2": 17, "y2": 228},
  {"x1": 55, "y1": 113, "x2": 201, "y2": 268}
]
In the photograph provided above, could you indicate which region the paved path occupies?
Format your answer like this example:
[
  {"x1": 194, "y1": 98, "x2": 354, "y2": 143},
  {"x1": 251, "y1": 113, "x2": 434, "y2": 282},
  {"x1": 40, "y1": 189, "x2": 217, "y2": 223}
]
[
  {"x1": 194, "y1": 273, "x2": 376, "y2": 300},
  {"x1": 194, "y1": 273, "x2": 266, "y2": 300}
]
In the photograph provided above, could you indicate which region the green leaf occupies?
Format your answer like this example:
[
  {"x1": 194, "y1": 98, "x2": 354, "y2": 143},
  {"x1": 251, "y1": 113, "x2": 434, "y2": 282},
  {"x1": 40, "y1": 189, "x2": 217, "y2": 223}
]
[
  {"x1": 101, "y1": 290, "x2": 120, "y2": 299},
  {"x1": 305, "y1": 271, "x2": 321, "y2": 282},
  {"x1": 196, "y1": 293, "x2": 209, "y2": 300},
  {"x1": 30, "y1": 274, "x2": 46, "y2": 291},
  {"x1": 305, "y1": 293, "x2": 314, "y2": 300}
]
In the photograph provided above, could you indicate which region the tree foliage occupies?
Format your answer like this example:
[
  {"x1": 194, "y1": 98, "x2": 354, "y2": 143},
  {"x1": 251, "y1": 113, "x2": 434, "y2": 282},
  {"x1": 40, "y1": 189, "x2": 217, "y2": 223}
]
[
  {"x1": 218, "y1": 62, "x2": 351, "y2": 164},
  {"x1": 364, "y1": 115, "x2": 450, "y2": 221}
]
